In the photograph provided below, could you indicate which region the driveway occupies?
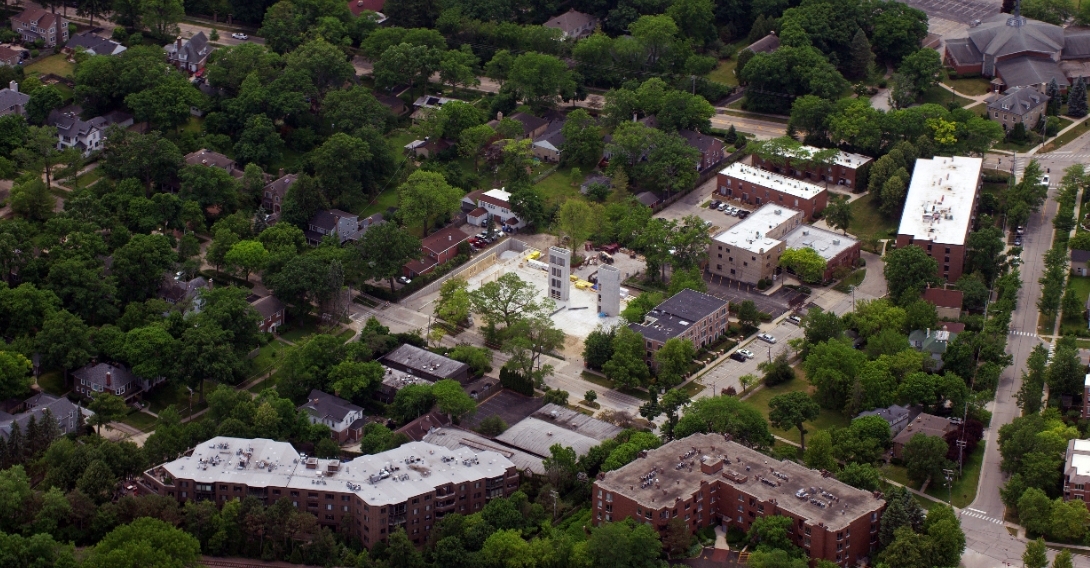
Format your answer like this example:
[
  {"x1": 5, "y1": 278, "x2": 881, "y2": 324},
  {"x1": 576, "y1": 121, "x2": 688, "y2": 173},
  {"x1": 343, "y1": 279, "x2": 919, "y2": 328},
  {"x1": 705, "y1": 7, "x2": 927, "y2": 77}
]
[{"x1": 703, "y1": 273, "x2": 792, "y2": 318}]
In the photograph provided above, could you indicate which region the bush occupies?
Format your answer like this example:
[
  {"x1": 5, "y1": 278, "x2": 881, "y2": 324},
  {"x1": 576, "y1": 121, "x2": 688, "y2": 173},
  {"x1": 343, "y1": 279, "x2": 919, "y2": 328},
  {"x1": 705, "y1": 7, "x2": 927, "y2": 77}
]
[
  {"x1": 476, "y1": 415, "x2": 508, "y2": 436},
  {"x1": 878, "y1": 79, "x2": 888, "y2": 88},
  {"x1": 499, "y1": 364, "x2": 533, "y2": 396},
  {"x1": 756, "y1": 278, "x2": 771, "y2": 290},
  {"x1": 544, "y1": 388, "x2": 569, "y2": 406}
]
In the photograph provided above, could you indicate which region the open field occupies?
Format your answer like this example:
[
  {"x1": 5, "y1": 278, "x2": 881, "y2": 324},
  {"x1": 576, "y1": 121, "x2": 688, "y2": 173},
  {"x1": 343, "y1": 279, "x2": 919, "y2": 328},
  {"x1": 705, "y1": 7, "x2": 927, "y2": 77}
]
[
  {"x1": 742, "y1": 370, "x2": 852, "y2": 445},
  {"x1": 848, "y1": 193, "x2": 898, "y2": 241},
  {"x1": 942, "y1": 76, "x2": 991, "y2": 96},
  {"x1": 26, "y1": 54, "x2": 76, "y2": 78}
]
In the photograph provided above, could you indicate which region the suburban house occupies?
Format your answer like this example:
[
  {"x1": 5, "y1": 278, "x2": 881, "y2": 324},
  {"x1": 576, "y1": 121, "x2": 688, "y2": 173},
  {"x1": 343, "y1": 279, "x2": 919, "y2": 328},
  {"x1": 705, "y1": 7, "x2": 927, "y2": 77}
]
[
  {"x1": 892, "y1": 413, "x2": 956, "y2": 458},
  {"x1": 404, "y1": 137, "x2": 454, "y2": 159},
  {"x1": 895, "y1": 156, "x2": 983, "y2": 282},
  {"x1": 261, "y1": 173, "x2": 297, "y2": 220},
  {"x1": 65, "y1": 30, "x2": 126, "y2": 56},
  {"x1": 381, "y1": 343, "x2": 471, "y2": 383},
  {"x1": 908, "y1": 327, "x2": 960, "y2": 369},
  {"x1": 543, "y1": 9, "x2": 598, "y2": 39},
  {"x1": 856, "y1": 404, "x2": 912, "y2": 436},
  {"x1": 249, "y1": 295, "x2": 286, "y2": 333},
  {"x1": 635, "y1": 191, "x2": 661, "y2": 208},
  {"x1": 158, "y1": 274, "x2": 209, "y2": 314},
  {"x1": 707, "y1": 204, "x2": 804, "y2": 285},
  {"x1": 164, "y1": 32, "x2": 212, "y2": 74},
  {"x1": 403, "y1": 225, "x2": 470, "y2": 277},
  {"x1": 593, "y1": 433, "x2": 886, "y2": 566},
  {"x1": 47, "y1": 107, "x2": 134, "y2": 157},
  {"x1": 987, "y1": 86, "x2": 1048, "y2": 132},
  {"x1": 0, "y1": 392, "x2": 83, "y2": 440},
  {"x1": 0, "y1": 45, "x2": 22, "y2": 66},
  {"x1": 463, "y1": 188, "x2": 527, "y2": 230},
  {"x1": 781, "y1": 224, "x2": 861, "y2": 282},
  {"x1": 922, "y1": 287, "x2": 964, "y2": 320},
  {"x1": 467, "y1": 207, "x2": 490, "y2": 227},
  {"x1": 750, "y1": 146, "x2": 873, "y2": 190},
  {"x1": 745, "y1": 32, "x2": 780, "y2": 54},
  {"x1": 510, "y1": 112, "x2": 550, "y2": 139},
  {"x1": 73, "y1": 362, "x2": 163, "y2": 403},
  {"x1": 532, "y1": 122, "x2": 565, "y2": 163},
  {"x1": 1072, "y1": 248, "x2": 1090, "y2": 276},
  {"x1": 628, "y1": 289, "x2": 729, "y2": 360},
  {"x1": 411, "y1": 95, "x2": 456, "y2": 122},
  {"x1": 298, "y1": 390, "x2": 366, "y2": 442},
  {"x1": 717, "y1": 162, "x2": 830, "y2": 219},
  {"x1": 10, "y1": 7, "x2": 69, "y2": 47},
  {"x1": 374, "y1": 92, "x2": 406, "y2": 116},
  {"x1": 185, "y1": 149, "x2": 245, "y2": 178},
  {"x1": 0, "y1": 81, "x2": 29, "y2": 117},
  {"x1": 679, "y1": 130, "x2": 726, "y2": 172},
  {"x1": 306, "y1": 209, "x2": 362, "y2": 245}
]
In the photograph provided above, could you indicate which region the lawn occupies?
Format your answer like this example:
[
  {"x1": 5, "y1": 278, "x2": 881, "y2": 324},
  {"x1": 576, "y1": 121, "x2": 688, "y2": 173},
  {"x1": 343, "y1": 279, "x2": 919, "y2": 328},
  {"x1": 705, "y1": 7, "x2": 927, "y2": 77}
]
[
  {"x1": 535, "y1": 166, "x2": 589, "y2": 205},
  {"x1": 580, "y1": 371, "x2": 651, "y2": 401},
  {"x1": 833, "y1": 269, "x2": 866, "y2": 293},
  {"x1": 1042, "y1": 119, "x2": 1090, "y2": 153},
  {"x1": 25, "y1": 54, "x2": 76, "y2": 78},
  {"x1": 924, "y1": 442, "x2": 985, "y2": 508},
  {"x1": 942, "y1": 75, "x2": 992, "y2": 96},
  {"x1": 180, "y1": 116, "x2": 204, "y2": 134},
  {"x1": 880, "y1": 464, "x2": 917, "y2": 489},
  {"x1": 679, "y1": 380, "x2": 706, "y2": 398},
  {"x1": 741, "y1": 370, "x2": 852, "y2": 445},
  {"x1": 74, "y1": 168, "x2": 104, "y2": 189},
  {"x1": 1060, "y1": 275, "x2": 1090, "y2": 335},
  {"x1": 848, "y1": 192, "x2": 898, "y2": 241},
  {"x1": 37, "y1": 370, "x2": 68, "y2": 396},
  {"x1": 918, "y1": 85, "x2": 975, "y2": 108},
  {"x1": 247, "y1": 339, "x2": 297, "y2": 380},
  {"x1": 336, "y1": 328, "x2": 357, "y2": 342},
  {"x1": 120, "y1": 409, "x2": 158, "y2": 432},
  {"x1": 144, "y1": 380, "x2": 214, "y2": 419},
  {"x1": 706, "y1": 59, "x2": 739, "y2": 87}
]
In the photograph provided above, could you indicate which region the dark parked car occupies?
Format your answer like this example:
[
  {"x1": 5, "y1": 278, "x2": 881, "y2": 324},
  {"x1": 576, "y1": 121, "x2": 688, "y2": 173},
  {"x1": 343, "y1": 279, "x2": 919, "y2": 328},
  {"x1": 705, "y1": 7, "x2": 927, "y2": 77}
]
[{"x1": 729, "y1": 352, "x2": 747, "y2": 362}]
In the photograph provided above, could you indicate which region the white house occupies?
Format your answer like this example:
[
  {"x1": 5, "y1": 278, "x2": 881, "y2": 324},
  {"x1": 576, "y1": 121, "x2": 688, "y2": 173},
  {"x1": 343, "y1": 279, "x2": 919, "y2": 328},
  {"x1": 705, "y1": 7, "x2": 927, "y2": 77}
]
[
  {"x1": 48, "y1": 108, "x2": 133, "y2": 157},
  {"x1": 462, "y1": 188, "x2": 527, "y2": 230},
  {"x1": 297, "y1": 390, "x2": 366, "y2": 442}
]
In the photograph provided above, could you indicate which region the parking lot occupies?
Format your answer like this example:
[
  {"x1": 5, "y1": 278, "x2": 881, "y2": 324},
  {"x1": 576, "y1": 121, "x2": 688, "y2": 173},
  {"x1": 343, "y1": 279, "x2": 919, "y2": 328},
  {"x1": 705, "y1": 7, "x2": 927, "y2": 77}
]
[
  {"x1": 904, "y1": 0, "x2": 999, "y2": 25},
  {"x1": 695, "y1": 318, "x2": 805, "y2": 396}
]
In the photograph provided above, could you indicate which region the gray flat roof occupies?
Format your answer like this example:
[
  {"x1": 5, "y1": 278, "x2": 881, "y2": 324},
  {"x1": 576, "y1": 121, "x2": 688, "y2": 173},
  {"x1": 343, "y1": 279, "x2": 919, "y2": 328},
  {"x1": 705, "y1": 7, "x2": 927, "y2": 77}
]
[
  {"x1": 496, "y1": 416, "x2": 605, "y2": 458},
  {"x1": 381, "y1": 344, "x2": 469, "y2": 380},
  {"x1": 156, "y1": 436, "x2": 515, "y2": 506},
  {"x1": 781, "y1": 225, "x2": 858, "y2": 261},
  {"x1": 629, "y1": 289, "x2": 728, "y2": 343},
  {"x1": 713, "y1": 204, "x2": 801, "y2": 254},
  {"x1": 423, "y1": 427, "x2": 545, "y2": 474},
  {"x1": 595, "y1": 433, "x2": 884, "y2": 531},
  {"x1": 530, "y1": 403, "x2": 623, "y2": 442}
]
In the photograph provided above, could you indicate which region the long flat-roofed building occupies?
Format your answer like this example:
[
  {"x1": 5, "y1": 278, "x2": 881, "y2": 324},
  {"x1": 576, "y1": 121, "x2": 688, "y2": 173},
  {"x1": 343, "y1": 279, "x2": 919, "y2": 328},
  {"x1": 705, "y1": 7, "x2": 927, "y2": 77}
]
[
  {"x1": 751, "y1": 146, "x2": 873, "y2": 190},
  {"x1": 381, "y1": 344, "x2": 471, "y2": 384},
  {"x1": 141, "y1": 436, "x2": 519, "y2": 548},
  {"x1": 628, "y1": 289, "x2": 729, "y2": 359},
  {"x1": 781, "y1": 225, "x2": 861, "y2": 282},
  {"x1": 593, "y1": 433, "x2": 885, "y2": 566},
  {"x1": 708, "y1": 204, "x2": 804, "y2": 284},
  {"x1": 717, "y1": 162, "x2": 830, "y2": 219},
  {"x1": 895, "y1": 156, "x2": 983, "y2": 282}
]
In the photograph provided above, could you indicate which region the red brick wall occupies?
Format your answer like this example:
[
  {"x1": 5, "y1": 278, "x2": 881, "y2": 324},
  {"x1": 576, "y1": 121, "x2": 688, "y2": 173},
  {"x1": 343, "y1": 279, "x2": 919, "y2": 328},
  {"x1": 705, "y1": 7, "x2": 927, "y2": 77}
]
[
  {"x1": 894, "y1": 237, "x2": 967, "y2": 282},
  {"x1": 716, "y1": 172, "x2": 829, "y2": 219}
]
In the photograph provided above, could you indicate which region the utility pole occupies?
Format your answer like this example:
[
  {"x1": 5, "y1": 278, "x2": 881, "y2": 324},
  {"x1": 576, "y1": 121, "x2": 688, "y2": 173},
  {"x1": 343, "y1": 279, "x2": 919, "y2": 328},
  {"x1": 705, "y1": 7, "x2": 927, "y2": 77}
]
[{"x1": 943, "y1": 468, "x2": 955, "y2": 505}]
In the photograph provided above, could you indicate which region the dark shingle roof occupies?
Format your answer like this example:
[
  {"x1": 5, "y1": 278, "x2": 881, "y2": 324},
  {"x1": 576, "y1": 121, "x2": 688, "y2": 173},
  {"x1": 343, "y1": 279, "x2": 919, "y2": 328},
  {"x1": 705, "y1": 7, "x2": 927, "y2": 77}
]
[
  {"x1": 298, "y1": 389, "x2": 363, "y2": 423},
  {"x1": 745, "y1": 33, "x2": 780, "y2": 54},
  {"x1": 987, "y1": 86, "x2": 1048, "y2": 114},
  {"x1": 73, "y1": 362, "x2": 141, "y2": 388},
  {"x1": 629, "y1": 289, "x2": 728, "y2": 343},
  {"x1": 1072, "y1": 249, "x2": 1090, "y2": 264},
  {"x1": 250, "y1": 295, "x2": 285, "y2": 319},
  {"x1": 66, "y1": 31, "x2": 124, "y2": 55},
  {"x1": 996, "y1": 56, "x2": 1069, "y2": 88},
  {"x1": 968, "y1": 13, "x2": 1063, "y2": 59},
  {"x1": 946, "y1": 38, "x2": 984, "y2": 66},
  {"x1": 0, "y1": 87, "x2": 29, "y2": 114},
  {"x1": 510, "y1": 112, "x2": 548, "y2": 137},
  {"x1": 542, "y1": 9, "x2": 596, "y2": 35}
]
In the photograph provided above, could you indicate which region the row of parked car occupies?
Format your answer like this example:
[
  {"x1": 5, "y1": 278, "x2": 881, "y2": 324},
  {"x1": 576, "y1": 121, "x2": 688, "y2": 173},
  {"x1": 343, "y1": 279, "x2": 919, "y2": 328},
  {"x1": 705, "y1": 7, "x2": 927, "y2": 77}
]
[{"x1": 709, "y1": 200, "x2": 751, "y2": 219}]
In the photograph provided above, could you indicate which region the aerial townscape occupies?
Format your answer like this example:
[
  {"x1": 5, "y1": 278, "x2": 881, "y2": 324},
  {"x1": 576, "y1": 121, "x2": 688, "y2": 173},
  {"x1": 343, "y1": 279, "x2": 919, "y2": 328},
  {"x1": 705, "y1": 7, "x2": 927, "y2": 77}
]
[{"x1": 9, "y1": 0, "x2": 1090, "y2": 566}]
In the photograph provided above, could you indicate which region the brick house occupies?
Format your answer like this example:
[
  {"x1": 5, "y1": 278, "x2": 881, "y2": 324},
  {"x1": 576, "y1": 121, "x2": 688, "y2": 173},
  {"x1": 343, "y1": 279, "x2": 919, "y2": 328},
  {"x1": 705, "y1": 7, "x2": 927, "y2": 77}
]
[
  {"x1": 261, "y1": 173, "x2": 297, "y2": 220},
  {"x1": 717, "y1": 162, "x2": 830, "y2": 219},
  {"x1": 73, "y1": 362, "x2": 163, "y2": 403},
  {"x1": 680, "y1": 130, "x2": 726, "y2": 172},
  {"x1": 986, "y1": 86, "x2": 1048, "y2": 132},
  {"x1": 921, "y1": 287, "x2": 964, "y2": 320},
  {"x1": 250, "y1": 295, "x2": 286, "y2": 333},
  {"x1": 165, "y1": 32, "x2": 211, "y2": 74},
  {"x1": 403, "y1": 225, "x2": 471, "y2": 277}
]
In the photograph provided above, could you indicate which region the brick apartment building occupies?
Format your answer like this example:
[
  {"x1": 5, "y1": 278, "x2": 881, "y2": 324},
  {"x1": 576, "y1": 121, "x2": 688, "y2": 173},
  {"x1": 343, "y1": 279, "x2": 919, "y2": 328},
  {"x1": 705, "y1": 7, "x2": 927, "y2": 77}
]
[
  {"x1": 1065, "y1": 439, "x2": 1090, "y2": 508},
  {"x1": 593, "y1": 433, "x2": 886, "y2": 566},
  {"x1": 707, "y1": 204, "x2": 804, "y2": 285},
  {"x1": 781, "y1": 224, "x2": 861, "y2": 282},
  {"x1": 751, "y1": 146, "x2": 872, "y2": 190},
  {"x1": 895, "y1": 156, "x2": 983, "y2": 283},
  {"x1": 628, "y1": 289, "x2": 729, "y2": 361},
  {"x1": 141, "y1": 436, "x2": 519, "y2": 549},
  {"x1": 717, "y1": 162, "x2": 830, "y2": 219}
]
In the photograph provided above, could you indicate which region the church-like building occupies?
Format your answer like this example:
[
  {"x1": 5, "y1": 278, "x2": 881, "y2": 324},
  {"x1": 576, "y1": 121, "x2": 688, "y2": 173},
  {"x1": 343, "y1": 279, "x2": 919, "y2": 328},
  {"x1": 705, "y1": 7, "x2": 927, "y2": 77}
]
[{"x1": 945, "y1": 4, "x2": 1090, "y2": 92}]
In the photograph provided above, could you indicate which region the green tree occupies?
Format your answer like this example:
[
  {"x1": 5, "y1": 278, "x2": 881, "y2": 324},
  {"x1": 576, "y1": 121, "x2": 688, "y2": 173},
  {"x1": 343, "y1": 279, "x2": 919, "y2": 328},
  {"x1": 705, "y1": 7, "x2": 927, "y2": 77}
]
[
  {"x1": 9, "y1": 179, "x2": 54, "y2": 222},
  {"x1": 654, "y1": 338, "x2": 695, "y2": 388},
  {"x1": 673, "y1": 395, "x2": 774, "y2": 447},
  {"x1": 583, "y1": 326, "x2": 616, "y2": 371},
  {"x1": 142, "y1": 0, "x2": 184, "y2": 37},
  {"x1": 36, "y1": 310, "x2": 94, "y2": 382},
  {"x1": 903, "y1": 433, "x2": 948, "y2": 486},
  {"x1": 88, "y1": 392, "x2": 128, "y2": 436},
  {"x1": 603, "y1": 326, "x2": 650, "y2": 388},
  {"x1": 554, "y1": 200, "x2": 600, "y2": 253},
  {"x1": 390, "y1": 384, "x2": 436, "y2": 424},
  {"x1": 1050, "y1": 497, "x2": 1090, "y2": 541},
  {"x1": 824, "y1": 197, "x2": 853, "y2": 235},
  {"x1": 884, "y1": 245, "x2": 940, "y2": 305},
  {"x1": 234, "y1": 114, "x2": 283, "y2": 168},
  {"x1": 506, "y1": 52, "x2": 576, "y2": 111},
  {"x1": 1023, "y1": 538, "x2": 1048, "y2": 568},
  {"x1": 667, "y1": 0, "x2": 715, "y2": 45},
  {"x1": 780, "y1": 247, "x2": 828, "y2": 283},
  {"x1": 433, "y1": 379, "x2": 476, "y2": 421},
  {"x1": 768, "y1": 391, "x2": 820, "y2": 450},
  {"x1": 124, "y1": 74, "x2": 203, "y2": 131},
  {"x1": 224, "y1": 240, "x2": 268, "y2": 282},
  {"x1": 748, "y1": 515, "x2": 801, "y2": 555},
  {"x1": 356, "y1": 221, "x2": 423, "y2": 294},
  {"x1": 439, "y1": 46, "x2": 479, "y2": 90},
  {"x1": 25, "y1": 86, "x2": 64, "y2": 126},
  {"x1": 736, "y1": 299, "x2": 762, "y2": 329},
  {"x1": 469, "y1": 272, "x2": 543, "y2": 334},
  {"x1": 899, "y1": 48, "x2": 942, "y2": 94},
  {"x1": 804, "y1": 429, "x2": 837, "y2": 471},
  {"x1": 560, "y1": 109, "x2": 603, "y2": 167},
  {"x1": 847, "y1": 29, "x2": 874, "y2": 80},
  {"x1": 584, "y1": 518, "x2": 663, "y2": 568},
  {"x1": 397, "y1": 170, "x2": 463, "y2": 236},
  {"x1": 374, "y1": 43, "x2": 441, "y2": 99},
  {"x1": 459, "y1": 124, "x2": 496, "y2": 171},
  {"x1": 436, "y1": 278, "x2": 472, "y2": 325},
  {"x1": 1069, "y1": 76, "x2": 1088, "y2": 118},
  {"x1": 0, "y1": 351, "x2": 32, "y2": 402},
  {"x1": 83, "y1": 517, "x2": 201, "y2": 568},
  {"x1": 838, "y1": 462, "x2": 882, "y2": 490},
  {"x1": 1053, "y1": 550, "x2": 1075, "y2": 568}
]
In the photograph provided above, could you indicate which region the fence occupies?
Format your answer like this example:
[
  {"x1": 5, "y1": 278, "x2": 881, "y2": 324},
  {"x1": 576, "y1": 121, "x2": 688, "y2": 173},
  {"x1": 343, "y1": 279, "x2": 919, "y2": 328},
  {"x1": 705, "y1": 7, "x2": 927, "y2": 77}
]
[{"x1": 402, "y1": 238, "x2": 532, "y2": 308}]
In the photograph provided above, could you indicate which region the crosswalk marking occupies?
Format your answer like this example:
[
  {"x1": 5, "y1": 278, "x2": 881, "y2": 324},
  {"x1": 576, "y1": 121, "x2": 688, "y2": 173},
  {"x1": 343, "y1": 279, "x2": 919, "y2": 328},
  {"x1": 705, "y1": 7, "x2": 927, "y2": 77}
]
[
  {"x1": 1008, "y1": 330, "x2": 1038, "y2": 337},
  {"x1": 961, "y1": 511, "x2": 1003, "y2": 524}
]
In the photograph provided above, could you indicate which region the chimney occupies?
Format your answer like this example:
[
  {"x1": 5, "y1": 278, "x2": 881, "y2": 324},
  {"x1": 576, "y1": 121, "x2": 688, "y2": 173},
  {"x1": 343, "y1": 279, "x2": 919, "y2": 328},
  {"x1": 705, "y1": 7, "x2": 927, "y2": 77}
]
[
  {"x1": 278, "y1": 168, "x2": 285, "y2": 177},
  {"x1": 105, "y1": 367, "x2": 112, "y2": 387},
  {"x1": 177, "y1": 37, "x2": 182, "y2": 51},
  {"x1": 8, "y1": 81, "x2": 16, "y2": 93}
]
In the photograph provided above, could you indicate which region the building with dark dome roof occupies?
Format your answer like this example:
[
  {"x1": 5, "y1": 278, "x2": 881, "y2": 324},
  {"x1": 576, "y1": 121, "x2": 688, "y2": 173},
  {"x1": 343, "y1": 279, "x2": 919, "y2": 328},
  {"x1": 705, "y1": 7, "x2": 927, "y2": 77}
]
[{"x1": 945, "y1": 3, "x2": 1090, "y2": 91}]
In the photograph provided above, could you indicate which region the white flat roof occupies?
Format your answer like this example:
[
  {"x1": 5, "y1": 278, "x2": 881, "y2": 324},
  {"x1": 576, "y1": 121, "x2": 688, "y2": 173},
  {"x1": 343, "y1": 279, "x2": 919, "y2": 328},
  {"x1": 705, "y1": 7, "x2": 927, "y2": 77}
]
[
  {"x1": 1075, "y1": 439, "x2": 1090, "y2": 452},
  {"x1": 782, "y1": 224, "x2": 858, "y2": 260},
  {"x1": 713, "y1": 204, "x2": 800, "y2": 254},
  {"x1": 897, "y1": 156, "x2": 982, "y2": 246},
  {"x1": 772, "y1": 145, "x2": 873, "y2": 169},
  {"x1": 160, "y1": 436, "x2": 515, "y2": 506},
  {"x1": 1084, "y1": 373, "x2": 1090, "y2": 387},
  {"x1": 720, "y1": 162, "x2": 826, "y2": 200},
  {"x1": 483, "y1": 188, "x2": 511, "y2": 203}
]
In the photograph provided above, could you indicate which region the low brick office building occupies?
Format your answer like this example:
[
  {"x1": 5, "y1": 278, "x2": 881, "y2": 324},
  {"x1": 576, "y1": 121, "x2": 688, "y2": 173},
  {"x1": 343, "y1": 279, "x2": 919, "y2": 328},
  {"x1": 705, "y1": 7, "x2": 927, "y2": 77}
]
[
  {"x1": 707, "y1": 204, "x2": 804, "y2": 285},
  {"x1": 593, "y1": 433, "x2": 886, "y2": 566},
  {"x1": 717, "y1": 162, "x2": 830, "y2": 219},
  {"x1": 751, "y1": 146, "x2": 872, "y2": 190},
  {"x1": 141, "y1": 436, "x2": 519, "y2": 549},
  {"x1": 895, "y1": 156, "x2": 982, "y2": 282},
  {"x1": 781, "y1": 225, "x2": 861, "y2": 282}
]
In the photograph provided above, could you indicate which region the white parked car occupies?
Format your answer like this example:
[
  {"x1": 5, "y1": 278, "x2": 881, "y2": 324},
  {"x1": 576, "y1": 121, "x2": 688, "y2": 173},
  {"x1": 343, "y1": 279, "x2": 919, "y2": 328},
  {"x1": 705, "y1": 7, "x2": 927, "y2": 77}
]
[
  {"x1": 787, "y1": 314, "x2": 802, "y2": 325},
  {"x1": 231, "y1": 32, "x2": 249, "y2": 40},
  {"x1": 738, "y1": 348, "x2": 755, "y2": 359},
  {"x1": 757, "y1": 333, "x2": 777, "y2": 344}
]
